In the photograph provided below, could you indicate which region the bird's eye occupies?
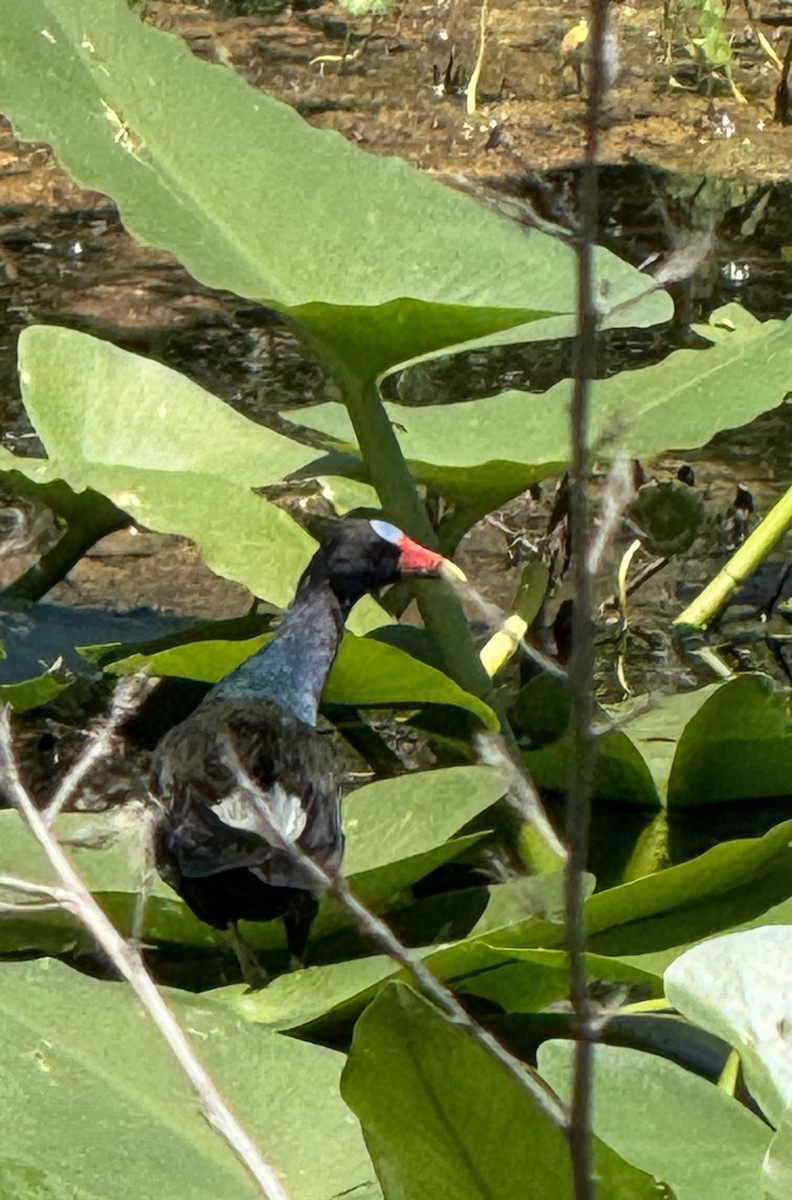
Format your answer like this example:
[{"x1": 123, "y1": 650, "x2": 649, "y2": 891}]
[{"x1": 370, "y1": 519, "x2": 404, "y2": 545}]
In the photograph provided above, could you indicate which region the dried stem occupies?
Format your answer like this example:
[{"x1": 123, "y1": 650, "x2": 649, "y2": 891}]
[
  {"x1": 0, "y1": 701, "x2": 291, "y2": 1200},
  {"x1": 44, "y1": 674, "x2": 158, "y2": 825},
  {"x1": 223, "y1": 742, "x2": 567, "y2": 1128},
  {"x1": 566, "y1": 3, "x2": 615, "y2": 1196}
]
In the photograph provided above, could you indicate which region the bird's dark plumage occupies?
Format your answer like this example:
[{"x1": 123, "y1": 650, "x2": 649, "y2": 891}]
[{"x1": 150, "y1": 518, "x2": 461, "y2": 973}]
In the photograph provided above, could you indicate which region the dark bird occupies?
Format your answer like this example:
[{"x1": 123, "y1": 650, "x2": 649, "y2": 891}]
[{"x1": 150, "y1": 518, "x2": 464, "y2": 981}]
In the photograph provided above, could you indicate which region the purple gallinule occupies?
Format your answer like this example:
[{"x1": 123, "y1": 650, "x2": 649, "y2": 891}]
[{"x1": 150, "y1": 518, "x2": 463, "y2": 979}]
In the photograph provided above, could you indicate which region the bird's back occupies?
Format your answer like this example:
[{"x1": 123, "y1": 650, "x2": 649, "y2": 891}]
[{"x1": 151, "y1": 696, "x2": 340, "y2": 936}]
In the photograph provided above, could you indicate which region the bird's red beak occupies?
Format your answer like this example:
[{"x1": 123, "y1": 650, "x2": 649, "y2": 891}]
[{"x1": 397, "y1": 534, "x2": 466, "y2": 582}]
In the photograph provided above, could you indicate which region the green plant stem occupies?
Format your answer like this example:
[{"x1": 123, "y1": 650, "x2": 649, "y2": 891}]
[
  {"x1": 3, "y1": 501, "x2": 129, "y2": 602},
  {"x1": 303, "y1": 350, "x2": 563, "y2": 863},
  {"x1": 717, "y1": 1047, "x2": 741, "y2": 1095},
  {"x1": 465, "y1": 0, "x2": 488, "y2": 116},
  {"x1": 674, "y1": 482, "x2": 792, "y2": 630},
  {"x1": 327, "y1": 371, "x2": 497, "y2": 702}
]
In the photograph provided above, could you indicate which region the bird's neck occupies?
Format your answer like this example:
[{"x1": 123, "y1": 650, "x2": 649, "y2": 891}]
[{"x1": 208, "y1": 583, "x2": 345, "y2": 726}]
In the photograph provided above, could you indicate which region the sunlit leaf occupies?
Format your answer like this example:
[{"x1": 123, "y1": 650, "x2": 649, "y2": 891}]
[
  {"x1": 108, "y1": 630, "x2": 498, "y2": 728},
  {"x1": 667, "y1": 674, "x2": 792, "y2": 809},
  {"x1": 342, "y1": 982, "x2": 666, "y2": 1199},
  {"x1": 582, "y1": 819, "x2": 792, "y2": 957},
  {"x1": 764, "y1": 1098, "x2": 792, "y2": 1200},
  {"x1": 0, "y1": 0, "x2": 670, "y2": 380},
  {"x1": 0, "y1": 959, "x2": 379, "y2": 1199},
  {"x1": 16, "y1": 326, "x2": 316, "y2": 609},
  {"x1": 666, "y1": 926, "x2": 792, "y2": 1126},
  {"x1": 539, "y1": 1040, "x2": 769, "y2": 1200},
  {"x1": 295, "y1": 305, "x2": 792, "y2": 494}
]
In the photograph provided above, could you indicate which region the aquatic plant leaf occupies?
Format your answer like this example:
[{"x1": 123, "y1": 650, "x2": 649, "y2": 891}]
[
  {"x1": 603, "y1": 686, "x2": 722, "y2": 808},
  {"x1": 581, "y1": 818, "x2": 792, "y2": 957},
  {"x1": 667, "y1": 674, "x2": 792, "y2": 808},
  {"x1": 0, "y1": 810, "x2": 216, "y2": 956},
  {"x1": 463, "y1": 946, "x2": 662, "y2": 1013},
  {"x1": 411, "y1": 819, "x2": 792, "y2": 966},
  {"x1": 764, "y1": 1098, "x2": 792, "y2": 1200},
  {"x1": 19, "y1": 327, "x2": 313, "y2": 487},
  {"x1": 515, "y1": 674, "x2": 659, "y2": 808},
  {"x1": 342, "y1": 764, "x2": 510, "y2": 875},
  {"x1": 0, "y1": 959, "x2": 380, "y2": 1200},
  {"x1": 341, "y1": 982, "x2": 666, "y2": 1200},
  {"x1": 212, "y1": 875, "x2": 572, "y2": 1032},
  {"x1": 107, "y1": 629, "x2": 498, "y2": 728},
  {"x1": 0, "y1": 667, "x2": 71, "y2": 712},
  {"x1": 523, "y1": 728, "x2": 659, "y2": 808},
  {"x1": 0, "y1": 0, "x2": 669, "y2": 377},
  {"x1": 211, "y1": 954, "x2": 409, "y2": 1033},
  {"x1": 666, "y1": 926, "x2": 792, "y2": 1126},
  {"x1": 295, "y1": 305, "x2": 792, "y2": 493},
  {"x1": 14, "y1": 326, "x2": 318, "y2": 609},
  {"x1": 539, "y1": 1041, "x2": 770, "y2": 1200}
]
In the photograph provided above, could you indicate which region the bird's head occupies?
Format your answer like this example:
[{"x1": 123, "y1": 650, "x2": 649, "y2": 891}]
[{"x1": 298, "y1": 518, "x2": 465, "y2": 609}]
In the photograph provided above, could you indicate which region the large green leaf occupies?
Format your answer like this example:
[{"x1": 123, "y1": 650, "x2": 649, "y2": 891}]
[
  {"x1": 0, "y1": 959, "x2": 379, "y2": 1200},
  {"x1": 0, "y1": 810, "x2": 217, "y2": 956},
  {"x1": 447, "y1": 819, "x2": 792, "y2": 962},
  {"x1": 582, "y1": 819, "x2": 792, "y2": 957},
  {"x1": 295, "y1": 305, "x2": 792, "y2": 486},
  {"x1": 341, "y1": 982, "x2": 667, "y2": 1200},
  {"x1": 19, "y1": 327, "x2": 312, "y2": 487},
  {"x1": 457, "y1": 946, "x2": 662, "y2": 1013},
  {"x1": 215, "y1": 874, "x2": 572, "y2": 1032},
  {"x1": 342, "y1": 765, "x2": 509, "y2": 875},
  {"x1": 539, "y1": 1041, "x2": 770, "y2": 1200},
  {"x1": 667, "y1": 675, "x2": 792, "y2": 808},
  {"x1": 605, "y1": 686, "x2": 722, "y2": 808},
  {"x1": 0, "y1": 0, "x2": 669, "y2": 378},
  {"x1": 211, "y1": 955, "x2": 407, "y2": 1033},
  {"x1": 665, "y1": 926, "x2": 792, "y2": 1126},
  {"x1": 764, "y1": 1099, "x2": 792, "y2": 1200},
  {"x1": 15, "y1": 325, "x2": 318, "y2": 610},
  {"x1": 108, "y1": 630, "x2": 498, "y2": 727},
  {"x1": 0, "y1": 667, "x2": 72, "y2": 712}
]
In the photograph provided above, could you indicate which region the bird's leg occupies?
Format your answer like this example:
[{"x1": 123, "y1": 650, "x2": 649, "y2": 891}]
[
  {"x1": 228, "y1": 921, "x2": 268, "y2": 989},
  {"x1": 284, "y1": 894, "x2": 319, "y2": 971}
]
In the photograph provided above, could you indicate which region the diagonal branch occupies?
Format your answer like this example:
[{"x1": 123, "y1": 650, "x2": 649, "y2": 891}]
[
  {"x1": 0, "y1": 700, "x2": 292, "y2": 1200},
  {"x1": 222, "y1": 740, "x2": 568, "y2": 1128},
  {"x1": 44, "y1": 674, "x2": 158, "y2": 825}
]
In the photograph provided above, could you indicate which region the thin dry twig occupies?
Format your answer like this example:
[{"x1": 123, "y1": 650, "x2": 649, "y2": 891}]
[
  {"x1": 0, "y1": 700, "x2": 292, "y2": 1200},
  {"x1": 0, "y1": 873, "x2": 65, "y2": 898},
  {"x1": 474, "y1": 730, "x2": 566, "y2": 861},
  {"x1": 223, "y1": 741, "x2": 568, "y2": 1128},
  {"x1": 44, "y1": 673, "x2": 158, "y2": 825},
  {"x1": 587, "y1": 452, "x2": 635, "y2": 576},
  {"x1": 565, "y1": 2, "x2": 616, "y2": 1196}
]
